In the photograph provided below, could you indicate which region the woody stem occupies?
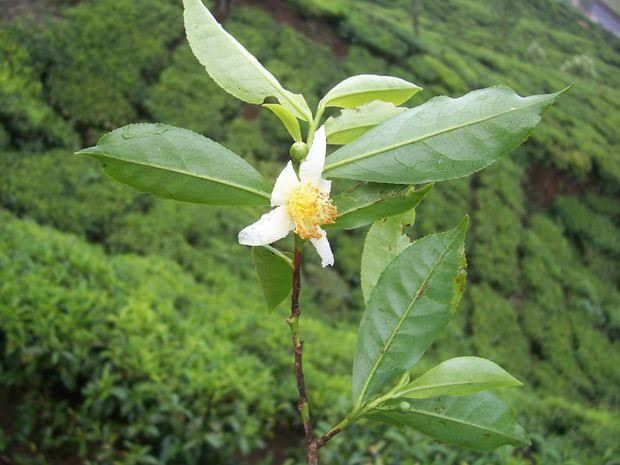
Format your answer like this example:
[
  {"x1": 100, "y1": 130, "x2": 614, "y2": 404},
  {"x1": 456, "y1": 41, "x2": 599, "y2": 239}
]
[{"x1": 287, "y1": 240, "x2": 317, "y2": 464}]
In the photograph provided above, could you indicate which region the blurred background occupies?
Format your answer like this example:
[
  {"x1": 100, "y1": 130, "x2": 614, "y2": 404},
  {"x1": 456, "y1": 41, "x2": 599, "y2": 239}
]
[{"x1": 0, "y1": 0, "x2": 618, "y2": 464}]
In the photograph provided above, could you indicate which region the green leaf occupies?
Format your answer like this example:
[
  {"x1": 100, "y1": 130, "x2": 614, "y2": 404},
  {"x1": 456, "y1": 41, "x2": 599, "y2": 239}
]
[
  {"x1": 264, "y1": 104, "x2": 302, "y2": 142},
  {"x1": 324, "y1": 86, "x2": 567, "y2": 183},
  {"x1": 353, "y1": 217, "x2": 468, "y2": 404},
  {"x1": 328, "y1": 183, "x2": 432, "y2": 231},
  {"x1": 320, "y1": 74, "x2": 421, "y2": 109},
  {"x1": 396, "y1": 357, "x2": 522, "y2": 399},
  {"x1": 77, "y1": 124, "x2": 271, "y2": 206},
  {"x1": 325, "y1": 101, "x2": 406, "y2": 145},
  {"x1": 367, "y1": 392, "x2": 529, "y2": 452},
  {"x1": 252, "y1": 246, "x2": 293, "y2": 312},
  {"x1": 183, "y1": 0, "x2": 312, "y2": 121},
  {"x1": 360, "y1": 211, "x2": 415, "y2": 304}
]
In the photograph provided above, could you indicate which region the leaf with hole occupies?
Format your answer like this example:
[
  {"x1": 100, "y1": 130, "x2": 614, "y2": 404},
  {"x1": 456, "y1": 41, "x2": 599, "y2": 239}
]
[
  {"x1": 324, "y1": 86, "x2": 567, "y2": 183},
  {"x1": 184, "y1": 0, "x2": 312, "y2": 121},
  {"x1": 353, "y1": 217, "x2": 468, "y2": 404},
  {"x1": 77, "y1": 124, "x2": 271, "y2": 206}
]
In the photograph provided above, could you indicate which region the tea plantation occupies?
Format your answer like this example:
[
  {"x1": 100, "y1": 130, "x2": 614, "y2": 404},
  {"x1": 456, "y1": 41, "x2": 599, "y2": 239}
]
[{"x1": 0, "y1": 0, "x2": 618, "y2": 464}]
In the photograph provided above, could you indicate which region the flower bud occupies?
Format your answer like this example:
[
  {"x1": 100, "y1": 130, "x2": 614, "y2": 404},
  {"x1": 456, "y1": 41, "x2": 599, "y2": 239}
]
[{"x1": 290, "y1": 141, "x2": 309, "y2": 162}]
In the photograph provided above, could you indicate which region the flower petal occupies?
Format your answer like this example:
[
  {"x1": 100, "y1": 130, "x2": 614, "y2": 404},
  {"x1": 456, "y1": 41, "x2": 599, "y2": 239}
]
[
  {"x1": 238, "y1": 206, "x2": 293, "y2": 246},
  {"x1": 310, "y1": 228, "x2": 334, "y2": 267},
  {"x1": 271, "y1": 161, "x2": 300, "y2": 207},
  {"x1": 316, "y1": 179, "x2": 332, "y2": 194},
  {"x1": 299, "y1": 126, "x2": 326, "y2": 184}
]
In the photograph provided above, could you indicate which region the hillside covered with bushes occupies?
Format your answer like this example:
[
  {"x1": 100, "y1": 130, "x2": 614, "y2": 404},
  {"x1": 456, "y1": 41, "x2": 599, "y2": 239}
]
[{"x1": 1, "y1": 0, "x2": 618, "y2": 464}]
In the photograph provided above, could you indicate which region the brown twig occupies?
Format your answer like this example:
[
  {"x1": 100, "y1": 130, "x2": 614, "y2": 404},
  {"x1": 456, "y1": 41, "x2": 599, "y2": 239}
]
[
  {"x1": 287, "y1": 242, "x2": 348, "y2": 464},
  {"x1": 316, "y1": 426, "x2": 343, "y2": 448},
  {"x1": 287, "y1": 244, "x2": 317, "y2": 464}
]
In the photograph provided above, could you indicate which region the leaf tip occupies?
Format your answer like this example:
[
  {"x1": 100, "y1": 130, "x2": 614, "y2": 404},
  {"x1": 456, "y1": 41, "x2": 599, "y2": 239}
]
[
  {"x1": 547, "y1": 85, "x2": 573, "y2": 103},
  {"x1": 458, "y1": 215, "x2": 470, "y2": 232},
  {"x1": 517, "y1": 428, "x2": 532, "y2": 448},
  {"x1": 419, "y1": 183, "x2": 434, "y2": 194},
  {"x1": 74, "y1": 147, "x2": 97, "y2": 157}
]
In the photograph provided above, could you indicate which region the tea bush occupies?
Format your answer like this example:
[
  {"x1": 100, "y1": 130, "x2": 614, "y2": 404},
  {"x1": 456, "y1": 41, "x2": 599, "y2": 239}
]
[
  {"x1": 0, "y1": 30, "x2": 76, "y2": 150},
  {"x1": 0, "y1": 211, "x2": 354, "y2": 464},
  {"x1": 0, "y1": 151, "x2": 353, "y2": 311},
  {"x1": 3, "y1": 209, "x2": 617, "y2": 464},
  {"x1": 146, "y1": 45, "x2": 241, "y2": 141},
  {"x1": 470, "y1": 160, "x2": 526, "y2": 294}
]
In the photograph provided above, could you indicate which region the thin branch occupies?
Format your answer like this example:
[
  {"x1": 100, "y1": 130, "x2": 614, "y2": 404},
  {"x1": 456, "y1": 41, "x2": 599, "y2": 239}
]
[
  {"x1": 286, "y1": 242, "x2": 350, "y2": 463},
  {"x1": 287, "y1": 245, "x2": 317, "y2": 464},
  {"x1": 316, "y1": 426, "x2": 343, "y2": 448}
]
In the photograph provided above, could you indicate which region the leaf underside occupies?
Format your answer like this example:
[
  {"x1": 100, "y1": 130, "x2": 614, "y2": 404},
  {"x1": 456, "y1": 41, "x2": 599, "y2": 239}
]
[
  {"x1": 264, "y1": 104, "x2": 302, "y2": 141},
  {"x1": 321, "y1": 74, "x2": 421, "y2": 109},
  {"x1": 398, "y1": 356, "x2": 522, "y2": 399},
  {"x1": 252, "y1": 247, "x2": 293, "y2": 312},
  {"x1": 325, "y1": 101, "x2": 406, "y2": 145},
  {"x1": 183, "y1": 0, "x2": 311, "y2": 121}
]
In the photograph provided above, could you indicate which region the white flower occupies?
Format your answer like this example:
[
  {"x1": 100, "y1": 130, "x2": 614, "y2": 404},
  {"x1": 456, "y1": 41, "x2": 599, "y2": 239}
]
[{"x1": 238, "y1": 126, "x2": 337, "y2": 267}]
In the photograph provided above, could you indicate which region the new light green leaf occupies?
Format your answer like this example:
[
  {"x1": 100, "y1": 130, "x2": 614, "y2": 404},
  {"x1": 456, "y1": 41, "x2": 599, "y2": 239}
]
[
  {"x1": 360, "y1": 212, "x2": 415, "y2": 304},
  {"x1": 320, "y1": 74, "x2": 421, "y2": 109},
  {"x1": 183, "y1": 0, "x2": 312, "y2": 121},
  {"x1": 396, "y1": 357, "x2": 522, "y2": 399},
  {"x1": 264, "y1": 104, "x2": 302, "y2": 141},
  {"x1": 324, "y1": 86, "x2": 567, "y2": 183},
  {"x1": 77, "y1": 124, "x2": 271, "y2": 206},
  {"x1": 328, "y1": 183, "x2": 432, "y2": 230},
  {"x1": 252, "y1": 246, "x2": 293, "y2": 312},
  {"x1": 368, "y1": 392, "x2": 529, "y2": 451},
  {"x1": 353, "y1": 217, "x2": 468, "y2": 404},
  {"x1": 325, "y1": 101, "x2": 406, "y2": 145}
]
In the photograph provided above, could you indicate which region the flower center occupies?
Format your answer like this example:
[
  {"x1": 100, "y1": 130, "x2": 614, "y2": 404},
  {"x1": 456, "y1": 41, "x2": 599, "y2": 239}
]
[{"x1": 287, "y1": 183, "x2": 337, "y2": 240}]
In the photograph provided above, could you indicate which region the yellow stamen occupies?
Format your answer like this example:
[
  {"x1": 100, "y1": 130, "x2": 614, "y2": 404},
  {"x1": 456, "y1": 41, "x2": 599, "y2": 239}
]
[{"x1": 287, "y1": 183, "x2": 337, "y2": 240}]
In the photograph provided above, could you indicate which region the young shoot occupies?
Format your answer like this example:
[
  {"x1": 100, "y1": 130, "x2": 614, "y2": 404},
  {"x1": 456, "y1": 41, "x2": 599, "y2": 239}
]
[{"x1": 77, "y1": 1, "x2": 567, "y2": 463}]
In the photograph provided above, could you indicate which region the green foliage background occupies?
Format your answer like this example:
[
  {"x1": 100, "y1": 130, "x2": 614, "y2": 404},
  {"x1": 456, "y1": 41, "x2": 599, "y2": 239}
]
[{"x1": 0, "y1": 0, "x2": 618, "y2": 464}]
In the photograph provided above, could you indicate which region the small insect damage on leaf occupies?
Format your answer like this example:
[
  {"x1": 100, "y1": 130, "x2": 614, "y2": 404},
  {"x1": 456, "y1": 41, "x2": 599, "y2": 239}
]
[
  {"x1": 449, "y1": 243, "x2": 468, "y2": 315},
  {"x1": 418, "y1": 282, "x2": 427, "y2": 297}
]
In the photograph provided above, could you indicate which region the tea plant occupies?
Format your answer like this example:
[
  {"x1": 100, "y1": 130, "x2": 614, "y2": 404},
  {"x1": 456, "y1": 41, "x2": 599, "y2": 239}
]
[{"x1": 77, "y1": 1, "x2": 566, "y2": 463}]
